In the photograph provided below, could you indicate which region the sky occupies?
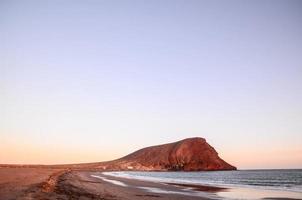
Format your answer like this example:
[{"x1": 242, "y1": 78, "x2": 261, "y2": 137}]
[{"x1": 0, "y1": 0, "x2": 301, "y2": 169}]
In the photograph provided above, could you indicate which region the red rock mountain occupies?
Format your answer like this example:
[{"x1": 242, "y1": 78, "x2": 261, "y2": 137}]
[{"x1": 90, "y1": 137, "x2": 236, "y2": 171}]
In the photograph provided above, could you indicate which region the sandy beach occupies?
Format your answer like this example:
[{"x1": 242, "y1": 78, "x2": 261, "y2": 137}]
[
  {"x1": 1, "y1": 167, "x2": 302, "y2": 200},
  {"x1": 0, "y1": 167, "x2": 215, "y2": 200}
]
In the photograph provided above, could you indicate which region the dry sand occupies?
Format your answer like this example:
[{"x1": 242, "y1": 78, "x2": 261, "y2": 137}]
[{"x1": 0, "y1": 167, "x2": 61, "y2": 199}]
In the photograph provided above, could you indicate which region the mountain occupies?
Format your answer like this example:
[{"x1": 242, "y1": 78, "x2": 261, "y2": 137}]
[
  {"x1": 90, "y1": 137, "x2": 236, "y2": 171},
  {"x1": 0, "y1": 137, "x2": 236, "y2": 171}
]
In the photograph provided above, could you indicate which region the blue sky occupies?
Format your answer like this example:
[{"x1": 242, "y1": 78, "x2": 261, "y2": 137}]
[{"x1": 1, "y1": 0, "x2": 302, "y2": 168}]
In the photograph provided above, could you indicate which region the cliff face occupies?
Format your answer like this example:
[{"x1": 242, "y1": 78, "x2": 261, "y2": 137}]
[{"x1": 101, "y1": 137, "x2": 236, "y2": 171}]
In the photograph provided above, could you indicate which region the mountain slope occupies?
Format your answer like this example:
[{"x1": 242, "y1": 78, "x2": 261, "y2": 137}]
[{"x1": 93, "y1": 137, "x2": 236, "y2": 171}]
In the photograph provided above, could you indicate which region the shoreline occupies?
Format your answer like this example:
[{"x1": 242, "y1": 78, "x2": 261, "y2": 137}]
[
  {"x1": 0, "y1": 168, "x2": 302, "y2": 200},
  {"x1": 99, "y1": 171, "x2": 302, "y2": 200}
]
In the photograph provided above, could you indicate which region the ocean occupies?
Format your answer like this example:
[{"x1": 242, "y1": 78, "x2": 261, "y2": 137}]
[{"x1": 103, "y1": 169, "x2": 302, "y2": 199}]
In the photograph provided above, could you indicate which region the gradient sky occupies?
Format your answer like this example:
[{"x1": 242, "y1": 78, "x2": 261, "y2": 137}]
[{"x1": 1, "y1": 0, "x2": 302, "y2": 169}]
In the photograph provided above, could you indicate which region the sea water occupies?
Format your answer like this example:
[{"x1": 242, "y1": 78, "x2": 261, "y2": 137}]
[{"x1": 103, "y1": 169, "x2": 302, "y2": 199}]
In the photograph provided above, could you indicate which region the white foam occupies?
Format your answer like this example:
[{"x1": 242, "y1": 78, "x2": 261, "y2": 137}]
[
  {"x1": 102, "y1": 171, "x2": 169, "y2": 183},
  {"x1": 91, "y1": 175, "x2": 128, "y2": 187}
]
